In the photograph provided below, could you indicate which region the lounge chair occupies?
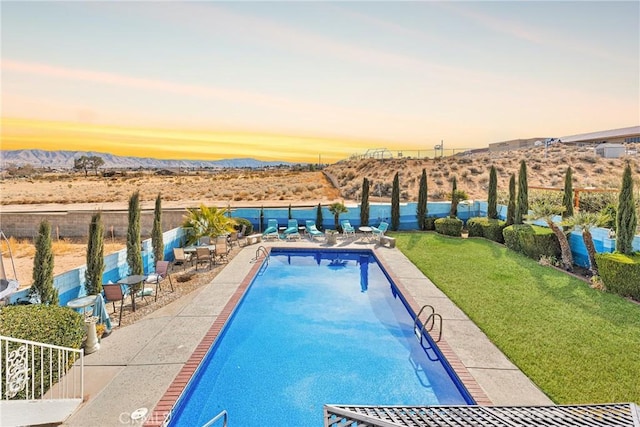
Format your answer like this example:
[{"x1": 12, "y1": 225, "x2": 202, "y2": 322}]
[
  {"x1": 263, "y1": 219, "x2": 279, "y2": 241},
  {"x1": 341, "y1": 220, "x2": 356, "y2": 239},
  {"x1": 283, "y1": 219, "x2": 301, "y2": 240},
  {"x1": 371, "y1": 222, "x2": 389, "y2": 238},
  {"x1": 305, "y1": 220, "x2": 324, "y2": 241}
]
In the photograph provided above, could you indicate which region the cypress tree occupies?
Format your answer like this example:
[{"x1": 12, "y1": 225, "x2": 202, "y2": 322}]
[
  {"x1": 85, "y1": 211, "x2": 105, "y2": 295},
  {"x1": 288, "y1": 204, "x2": 292, "y2": 220},
  {"x1": 487, "y1": 166, "x2": 498, "y2": 219},
  {"x1": 126, "y1": 191, "x2": 143, "y2": 276},
  {"x1": 360, "y1": 177, "x2": 370, "y2": 227},
  {"x1": 260, "y1": 206, "x2": 264, "y2": 232},
  {"x1": 506, "y1": 174, "x2": 516, "y2": 226},
  {"x1": 152, "y1": 193, "x2": 164, "y2": 263},
  {"x1": 449, "y1": 176, "x2": 459, "y2": 218},
  {"x1": 417, "y1": 169, "x2": 428, "y2": 230},
  {"x1": 316, "y1": 203, "x2": 324, "y2": 231},
  {"x1": 30, "y1": 220, "x2": 58, "y2": 305},
  {"x1": 515, "y1": 160, "x2": 528, "y2": 224},
  {"x1": 391, "y1": 172, "x2": 400, "y2": 230},
  {"x1": 562, "y1": 167, "x2": 574, "y2": 218},
  {"x1": 616, "y1": 162, "x2": 637, "y2": 254}
]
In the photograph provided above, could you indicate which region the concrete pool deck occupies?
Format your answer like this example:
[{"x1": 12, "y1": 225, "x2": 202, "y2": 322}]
[{"x1": 63, "y1": 238, "x2": 551, "y2": 427}]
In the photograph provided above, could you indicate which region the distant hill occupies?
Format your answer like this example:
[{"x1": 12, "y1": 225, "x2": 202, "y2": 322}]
[{"x1": 0, "y1": 149, "x2": 293, "y2": 169}]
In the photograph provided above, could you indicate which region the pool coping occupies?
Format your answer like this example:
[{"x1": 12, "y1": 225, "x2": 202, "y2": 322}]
[{"x1": 146, "y1": 245, "x2": 492, "y2": 426}]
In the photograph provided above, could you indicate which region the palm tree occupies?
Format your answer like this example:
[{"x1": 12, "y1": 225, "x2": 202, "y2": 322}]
[
  {"x1": 328, "y1": 202, "x2": 348, "y2": 232},
  {"x1": 564, "y1": 211, "x2": 611, "y2": 275},
  {"x1": 528, "y1": 200, "x2": 573, "y2": 271},
  {"x1": 182, "y1": 204, "x2": 237, "y2": 245}
]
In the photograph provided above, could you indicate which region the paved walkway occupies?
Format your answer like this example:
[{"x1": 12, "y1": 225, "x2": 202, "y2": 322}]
[{"x1": 64, "y1": 238, "x2": 551, "y2": 427}]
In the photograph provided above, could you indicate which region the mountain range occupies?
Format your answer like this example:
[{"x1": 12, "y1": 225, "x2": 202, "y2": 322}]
[{"x1": 0, "y1": 149, "x2": 293, "y2": 169}]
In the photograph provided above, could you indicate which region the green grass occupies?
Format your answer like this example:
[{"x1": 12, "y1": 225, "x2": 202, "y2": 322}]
[{"x1": 393, "y1": 232, "x2": 640, "y2": 404}]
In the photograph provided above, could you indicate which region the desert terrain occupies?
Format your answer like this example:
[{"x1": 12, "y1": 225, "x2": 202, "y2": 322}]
[{"x1": 2, "y1": 142, "x2": 639, "y2": 288}]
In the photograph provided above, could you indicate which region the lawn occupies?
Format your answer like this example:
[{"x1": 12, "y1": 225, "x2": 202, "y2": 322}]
[{"x1": 393, "y1": 232, "x2": 640, "y2": 404}]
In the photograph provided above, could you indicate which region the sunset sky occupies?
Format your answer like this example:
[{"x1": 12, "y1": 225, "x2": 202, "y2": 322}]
[{"x1": 2, "y1": 1, "x2": 638, "y2": 163}]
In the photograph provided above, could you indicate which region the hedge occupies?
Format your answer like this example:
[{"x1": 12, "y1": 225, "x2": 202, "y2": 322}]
[
  {"x1": 467, "y1": 217, "x2": 506, "y2": 243},
  {"x1": 0, "y1": 305, "x2": 85, "y2": 399},
  {"x1": 503, "y1": 224, "x2": 560, "y2": 261},
  {"x1": 595, "y1": 252, "x2": 640, "y2": 300},
  {"x1": 233, "y1": 217, "x2": 254, "y2": 236},
  {"x1": 434, "y1": 217, "x2": 463, "y2": 237}
]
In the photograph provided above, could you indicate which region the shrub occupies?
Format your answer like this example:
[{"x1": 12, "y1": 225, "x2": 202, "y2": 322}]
[
  {"x1": 233, "y1": 217, "x2": 253, "y2": 236},
  {"x1": 467, "y1": 217, "x2": 485, "y2": 238},
  {"x1": 503, "y1": 224, "x2": 560, "y2": 261},
  {"x1": 435, "y1": 217, "x2": 463, "y2": 237},
  {"x1": 467, "y1": 217, "x2": 506, "y2": 243},
  {"x1": 595, "y1": 253, "x2": 640, "y2": 300},
  {"x1": 425, "y1": 216, "x2": 437, "y2": 231},
  {"x1": 0, "y1": 305, "x2": 84, "y2": 399}
]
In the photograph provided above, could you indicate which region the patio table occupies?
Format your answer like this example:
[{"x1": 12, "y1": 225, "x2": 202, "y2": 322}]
[{"x1": 117, "y1": 274, "x2": 147, "y2": 312}]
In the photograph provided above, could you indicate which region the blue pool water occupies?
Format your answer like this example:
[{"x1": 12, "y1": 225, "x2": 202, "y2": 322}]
[{"x1": 169, "y1": 249, "x2": 471, "y2": 426}]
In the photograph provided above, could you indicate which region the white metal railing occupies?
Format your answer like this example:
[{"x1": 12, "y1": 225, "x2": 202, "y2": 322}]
[{"x1": 0, "y1": 335, "x2": 83, "y2": 401}]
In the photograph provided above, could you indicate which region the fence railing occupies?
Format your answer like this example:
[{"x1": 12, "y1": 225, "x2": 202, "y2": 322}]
[{"x1": 0, "y1": 335, "x2": 83, "y2": 402}]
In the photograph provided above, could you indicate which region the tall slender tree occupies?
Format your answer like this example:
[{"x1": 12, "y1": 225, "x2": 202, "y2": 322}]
[
  {"x1": 515, "y1": 160, "x2": 528, "y2": 224},
  {"x1": 30, "y1": 220, "x2": 58, "y2": 305},
  {"x1": 449, "y1": 176, "x2": 459, "y2": 218},
  {"x1": 126, "y1": 191, "x2": 143, "y2": 276},
  {"x1": 417, "y1": 169, "x2": 428, "y2": 230},
  {"x1": 151, "y1": 193, "x2": 164, "y2": 263},
  {"x1": 506, "y1": 174, "x2": 516, "y2": 226},
  {"x1": 391, "y1": 172, "x2": 400, "y2": 230},
  {"x1": 562, "y1": 167, "x2": 574, "y2": 218},
  {"x1": 316, "y1": 203, "x2": 324, "y2": 231},
  {"x1": 487, "y1": 166, "x2": 498, "y2": 219},
  {"x1": 616, "y1": 162, "x2": 637, "y2": 254},
  {"x1": 288, "y1": 204, "x2": 292, "y2": 220},
  {"x1": 85, "y1": 211, "x2": 105, "y2": 295},
  {"x1": 360, "y1": 177, "x2": 370, "y2": 227}
]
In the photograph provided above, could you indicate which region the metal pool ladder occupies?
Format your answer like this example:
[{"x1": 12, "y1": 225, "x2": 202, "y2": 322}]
[
  {"x1": 201, "y1": 409, "x2": 228, "y2": 427},
  {"x1": 413, "y1": 304, "x2": 443, "y2": 343},
  {"x1": 254, "y1": 246, "x2": 269, "y2": 264}
]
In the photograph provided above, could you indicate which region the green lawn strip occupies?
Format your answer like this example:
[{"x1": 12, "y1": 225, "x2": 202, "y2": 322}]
[{"x1": 393, "y1": 232, "x2": 640, "y2": 404}]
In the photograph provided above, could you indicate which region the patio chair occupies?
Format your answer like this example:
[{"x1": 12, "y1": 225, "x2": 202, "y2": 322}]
[
  {"x1": 341, "y1": 220, "x2": 356, "y2": 239},
  {"x1": 215, "y1": 240, "x2": 230, "y2": 263},
  {"x1": 103, "y1": 283, "x2": 130, "y2": 326},
  {"x1": 305, "y1": 220, "x2": 324, "y2": 241},
  {"x1": 263, "y1": 219, "x2": 279, "y2": 241},
  {"x1": 198, "y1": 236, "x2": 211, "y2": 246},
  {"x1": 195, "y1": 247, "x2": 214, "y2": 270},
  {"x1": 283, "y1": 219, "x2": 300, "y2": 240},
  {"x1": 145, "y1": 260, "x2": 173, "y2": 301},
  {"x1": 371, "y1": 222, "x2": 389, "y2": 238},
  {"x1": 172, "y1": 247, "x2": 192, "y2": 270}
]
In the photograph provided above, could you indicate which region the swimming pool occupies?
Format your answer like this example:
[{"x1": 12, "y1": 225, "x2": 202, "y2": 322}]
[{"x1": 168, "y1": 249, "x2": 472, "y2": 426}]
